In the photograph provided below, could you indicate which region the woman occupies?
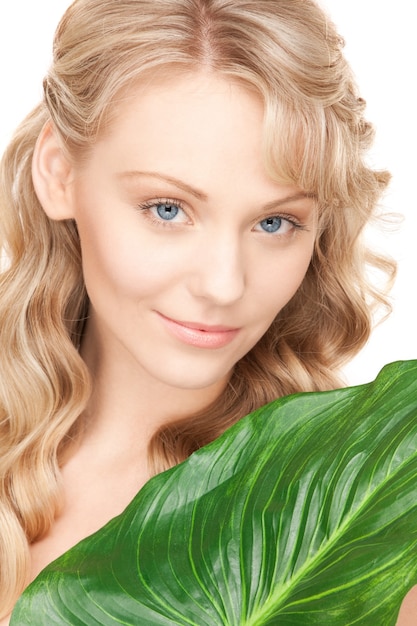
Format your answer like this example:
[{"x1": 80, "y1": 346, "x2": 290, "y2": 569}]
[{"x1": 0, "y1": 0, "x2": 396, "y2": 621}]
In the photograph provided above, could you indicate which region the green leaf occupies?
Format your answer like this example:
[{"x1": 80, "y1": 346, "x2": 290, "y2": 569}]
[{"x1": 12, "y1": 360, "x2": 417, "y2": 625}]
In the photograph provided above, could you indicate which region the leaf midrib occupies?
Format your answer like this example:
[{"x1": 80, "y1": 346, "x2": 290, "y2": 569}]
[{"x1": 243, "y1": 414, "x2": 417, "y2": 624}]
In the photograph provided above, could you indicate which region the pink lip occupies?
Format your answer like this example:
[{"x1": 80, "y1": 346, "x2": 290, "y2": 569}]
[{"x1": 157, "y1": 313, "x2": 240, "y2": 349}]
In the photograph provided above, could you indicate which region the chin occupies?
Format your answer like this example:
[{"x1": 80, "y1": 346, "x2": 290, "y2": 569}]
[{"x1": 150, "y1": 361, "x2": 233, "y2": 393}]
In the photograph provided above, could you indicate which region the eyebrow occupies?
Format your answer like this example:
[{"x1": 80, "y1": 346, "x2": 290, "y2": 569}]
[
  {"x1": 117, "y1": 170, "x2": 313, "y2": 208},
  {"x1": 117, "y1": 170, "x2": 208, "y2": 201},
  {"x1": 262, "y1": 191, "x2": 315, "y2": 211}
]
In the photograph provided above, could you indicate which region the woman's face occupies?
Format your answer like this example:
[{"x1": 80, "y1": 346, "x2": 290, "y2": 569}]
[{"x1": 69, "y1": 72, "x2": 317, "y2": 394}]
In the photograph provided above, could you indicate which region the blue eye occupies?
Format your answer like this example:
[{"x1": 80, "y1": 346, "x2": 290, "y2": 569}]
[
  {"x1": 156, "y1": 203, "x2": 179, "y2": 221},
  {"x1": 259, "y1": 216, "x2": 283, "y2": 233},
  {"x1": 138, "y1": 198, "x2": 189, "y2": 227}
]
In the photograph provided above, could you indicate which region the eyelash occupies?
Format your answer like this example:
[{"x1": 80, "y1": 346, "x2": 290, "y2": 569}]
[
  {"x1": 137, "y1": 198, "x2": 188, "y2": 228},
  {"x1": 256, "y1": 213, "x2": 306, "y2": 234},
  {"x1": 137, "y1": 198, "x2": 307, "y2": 235}
]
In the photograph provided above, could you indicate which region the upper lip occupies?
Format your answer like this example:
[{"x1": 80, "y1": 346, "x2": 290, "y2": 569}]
[{"x1": 158, "y1": 313, "x2": 239, "y2": 333}]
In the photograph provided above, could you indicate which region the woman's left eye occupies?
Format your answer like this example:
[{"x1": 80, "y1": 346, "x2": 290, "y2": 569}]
[{"x1": 255, "y1": 216, "x2": 297, "y2": 235}]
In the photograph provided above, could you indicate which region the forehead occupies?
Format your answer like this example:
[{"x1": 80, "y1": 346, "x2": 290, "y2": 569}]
[
  {"x1": 105, "y1": 70, "x2": 264, "y2": 142},
  {"x1": 92, "y1": 72, "x2": 272, "y2": 184},
  {"x1": 74, "y1": 71, "x2": 312, "y2": 212}
]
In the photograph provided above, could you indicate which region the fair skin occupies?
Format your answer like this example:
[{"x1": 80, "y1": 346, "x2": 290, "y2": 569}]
[
  {"x1": 3, "y1": 71, "x2": 413, "y2": 626},
  {"x1": 396, "y1": 589, "x2": 417, "y2": 625},
  {"x1": 4, "y1": 71, "x2": 317, "y2": 624}
]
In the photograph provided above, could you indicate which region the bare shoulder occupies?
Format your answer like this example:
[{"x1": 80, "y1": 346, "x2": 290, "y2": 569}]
[{"x1": 396, "y1": 585, "x2": 417, "y2": 625}]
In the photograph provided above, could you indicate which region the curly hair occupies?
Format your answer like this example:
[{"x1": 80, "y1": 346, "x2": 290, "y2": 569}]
[{"x1": 0, "y1": 0, "x2": 395, "y2": 614}]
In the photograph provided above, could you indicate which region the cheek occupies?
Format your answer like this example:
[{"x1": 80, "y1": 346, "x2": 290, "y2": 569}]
[
  {"x1": 75, "y1": 215, "x2": 183, "y2": 305},
  {"x1": 254, "y1": 246, "x2": 313, "y2": 320},
  {"x1": 73, "y1": 211, "x2": 138, "y2": 302}
]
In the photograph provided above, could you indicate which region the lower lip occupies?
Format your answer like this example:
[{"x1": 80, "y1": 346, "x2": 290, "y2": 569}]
[{"x1": 157, "y1": 314, "x2": 240, "y2": 349}]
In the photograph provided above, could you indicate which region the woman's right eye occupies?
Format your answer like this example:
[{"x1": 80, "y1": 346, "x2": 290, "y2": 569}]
[
  {"x1": 153, "y1": 202, "x2": 180, "y2": 221},
  {"x1": 138, "y1": 199, "x2": 190, "y2": 226}
]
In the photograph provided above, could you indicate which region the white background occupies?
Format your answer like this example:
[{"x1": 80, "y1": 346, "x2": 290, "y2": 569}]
[{"x1": 0, "y1": 1, "x2": 415, "y2": 386}]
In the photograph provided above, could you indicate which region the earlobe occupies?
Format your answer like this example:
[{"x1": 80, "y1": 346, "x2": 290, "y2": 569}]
[{"x1": 32, "y1": 122, "x2": 75, "y2": 220}]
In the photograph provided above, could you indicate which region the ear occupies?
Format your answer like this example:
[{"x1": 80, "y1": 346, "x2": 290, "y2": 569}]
[{"x1": 32, "y1": 122, "x2": 75, "y2": 220}]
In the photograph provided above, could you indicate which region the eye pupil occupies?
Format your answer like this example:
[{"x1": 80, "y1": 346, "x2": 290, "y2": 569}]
[
  {"x1": 260, "y1": 217, "x2": 282, "y2": 233},
  {"x1": 156, "y1": 203, "x2": 179, "y2": 220}
]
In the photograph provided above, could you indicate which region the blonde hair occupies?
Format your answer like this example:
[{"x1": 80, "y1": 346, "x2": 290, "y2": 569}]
[{"x1": 0, "y1": 0, "x2": 394, "y2": 613}]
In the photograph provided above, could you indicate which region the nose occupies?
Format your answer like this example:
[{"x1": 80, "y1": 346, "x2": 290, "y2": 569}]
[{"x1": 188, "y1": 233, "x2": 246, "y2": 305}]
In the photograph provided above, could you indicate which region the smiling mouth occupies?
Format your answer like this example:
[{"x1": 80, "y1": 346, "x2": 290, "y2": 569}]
[{"x1": 156, "y1": 313, "x2": 240, "y2": 349}]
